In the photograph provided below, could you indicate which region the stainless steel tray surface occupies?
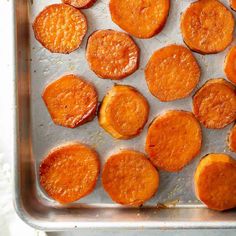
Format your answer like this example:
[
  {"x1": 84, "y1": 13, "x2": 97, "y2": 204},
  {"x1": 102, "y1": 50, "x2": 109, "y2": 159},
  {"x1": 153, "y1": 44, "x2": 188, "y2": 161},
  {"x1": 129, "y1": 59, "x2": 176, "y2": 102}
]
[{"x1": 14, "y1": 0, "x2": 236, "y2": 230}]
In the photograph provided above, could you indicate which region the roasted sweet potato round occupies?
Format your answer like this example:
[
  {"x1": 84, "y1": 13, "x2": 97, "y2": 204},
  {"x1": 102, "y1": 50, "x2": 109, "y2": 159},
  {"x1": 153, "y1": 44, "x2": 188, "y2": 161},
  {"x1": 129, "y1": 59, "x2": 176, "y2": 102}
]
[
  {"x1": 181, "y1": 0, "x2": 234, "y2": 54},
  {"x1": 42, "y1": 74, "x2": 98, "y2": 128},
  {"x1": 33, "y1": 4, "x2": 87, "y2": 53},
  {"x1": 224, "y1": 46, "x2": 236, "y2": 84},
  {"x1": 102, "y1": 150, "x2": 159, "y2": 206},
  {"x1": 228, "y1": 125, "x2": 236, "y2": 152},
  {"x1": 145, "y1": 44, "x2": 200, "y2": 101},
  {"x1": 109, "y1": 0, "x2": 170, "y2": 38},
  {"x1": 62, "y1": 0, "x2": 97, "y2": 8},
  {"x1": 194, "y1": 153, "x2": 236, "y2": 211},
  {"x1": 193, "y1": 79, "x2": 236, "y2": 129},
  {"x1": 99, "y1": 85, "x2": 149, "y2": 139},
  {"x1": 145, "y1": 110, "x2": 202, "y2": 172},
  {"x1": 86, "y1": 30, "x2": 139, "y2": 80},
  {"x1": 230, "y1": 0, "x2": 236, "y2": 11},
  {"x1": 40, "y1": 143, "x2": 100, "y2": 204}
]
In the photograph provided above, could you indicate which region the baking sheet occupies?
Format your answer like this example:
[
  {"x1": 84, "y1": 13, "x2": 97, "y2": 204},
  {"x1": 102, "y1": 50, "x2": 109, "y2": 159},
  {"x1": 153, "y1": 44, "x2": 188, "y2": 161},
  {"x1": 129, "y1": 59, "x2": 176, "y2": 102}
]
[{"x1": 29, "y1": 0, "x2": 236, "y2": 207}]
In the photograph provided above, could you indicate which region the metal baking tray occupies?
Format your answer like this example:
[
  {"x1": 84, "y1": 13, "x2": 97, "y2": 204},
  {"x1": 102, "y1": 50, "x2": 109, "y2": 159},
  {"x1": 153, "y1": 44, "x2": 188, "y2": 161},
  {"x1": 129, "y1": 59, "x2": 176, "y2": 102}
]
[{"x1": 13, "y1": 0, "x2": 236, "y2": 230}]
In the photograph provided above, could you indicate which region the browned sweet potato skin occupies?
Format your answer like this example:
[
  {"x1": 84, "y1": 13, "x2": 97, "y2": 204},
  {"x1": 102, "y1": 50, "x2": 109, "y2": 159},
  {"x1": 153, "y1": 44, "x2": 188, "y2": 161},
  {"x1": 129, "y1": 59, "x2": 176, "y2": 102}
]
[
  {"x1": 181, "y1": 0, "x2": 234, "y2": 54},
  {"x1": 230, "y1": 0, "x2": 236, "y2": 11},
  {"x1": 33, "y1": 4, "x2": 87, "y2": 53},
  {"x1": 86, "y1": 30, "x2": 139, "y2": 80},
  {"x1": 109, "y1": 0, "x2": 170, "y2": 38},
  {"x1": 63, "y1": 0, "x2": 97, "y2": 9},
  {"x1": 42, "y1": 74, "x2": 98, "y2": 128},
  {"x1": 102, "y1": 150, "x2": 159, "y2": 206},
  {"x1": 193, "y1": 79, "x2": 236, "y2": 129},
  {"x1": 145, "y1": 110, "x2": 202, "y2": 172},
  {"x1": 194, "y1": 153, "x2": 236, "y2": 211},
  {"x1": 40, "y1": 143, "x2": 100, "y2": 204}
]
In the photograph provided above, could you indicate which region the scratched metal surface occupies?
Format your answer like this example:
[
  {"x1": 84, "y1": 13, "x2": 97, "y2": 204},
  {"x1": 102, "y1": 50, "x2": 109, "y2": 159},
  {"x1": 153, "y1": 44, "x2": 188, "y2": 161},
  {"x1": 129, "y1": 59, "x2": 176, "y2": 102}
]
[{"x1": 29, "y1": 0, "x2": 236, "y2": 208}]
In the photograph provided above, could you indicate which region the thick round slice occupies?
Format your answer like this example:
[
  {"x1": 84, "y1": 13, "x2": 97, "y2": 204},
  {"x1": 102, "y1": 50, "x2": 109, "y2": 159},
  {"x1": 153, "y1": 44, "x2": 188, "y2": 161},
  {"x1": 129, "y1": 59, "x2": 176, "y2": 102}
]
[
  {"x1": 145, "y1": 44, "x2": 200, "y2": 102},
  {"x1": 40, "y1": 143, "x2": 100, "y2": 204},
  {"x1": 230, "y1": 0, "x2": 236, "y2": 11},
  {"x1": 42, "y1": 74, "x2": 98, "y2": 128},
  {"x1": 181, "y1": 0, "x2": 234, "y2": 54},
  {"x1": 62, "y1": 0, "x2": 97, "y2": 8},
  {"x1": 193, "y1": 79, "x2": 236, "y2": 129},
  {"x1": 86, "y1": 30, "x2": 139, "y2": 80},
  {"x1": 102, "y1": 150, "x2": 159, "y2": 206},
  {"x1": 99, "y1": 85, "x2": 149, "y2": 139},
  {"x1": 33, "y1": 4, "x2": 87, "y2": 53},
  {"x1": 194, "y1": 153, "x2": 236, "y2": 211},
  {"x1": 109, "y1": 0, "x2": 170, "y2": 38},
  {"x1": 228, "y1": 125, "x2": 236, "y2": 152},
  {"x1": 224, "y1": 46, "x2": 236, "y2": 84},
  {"x1": 145, "y1": 110, "x2": 202, "y2": 172}
]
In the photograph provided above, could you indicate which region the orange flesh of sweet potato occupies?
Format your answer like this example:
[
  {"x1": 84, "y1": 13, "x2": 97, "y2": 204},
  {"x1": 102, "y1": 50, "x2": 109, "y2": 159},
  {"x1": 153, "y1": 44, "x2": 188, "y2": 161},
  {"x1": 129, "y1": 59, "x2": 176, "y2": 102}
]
[
  {"x1": 230, "y1": 0, "x2": 236, "y2": 10},
  {"x1": 99, "y1": 85, "x2": 149, "y2": 139},
  {"x1": 86, "y1": 30, "x2": 139, "y2": 80},
  {"x1": 194, "y1": 153, "x2": 236, "y2": 211},
  {"x1": 33, "y1": 4, "x2": 87, "y2": 53},
  {"x1": 181, "y1": 0, "x2": 234, "y2": 54},
  {"x1": 42, "y1": 74, "x2": 98, "y2": 128},
  {"x1": 109, "y1": 0, "x2": 170, "y2": 39},
  {"x1": 40, "y1": 143, "x2": 100, "y2": 204},
  {"x1": 229, "y1": 125, "x2": 236, "y2": 152},
  {"x1": 145, "y1": 110, "x2": 202, "y2": 172},
  {"x1": 145, "y1": 44, "x2": 200, "y2": 102},
  {"x1": 62, "y1": 0, "x2": 97, "y2": 8},
  {"x1": 102, "y1": 150, "x2": 159, "y2": 206},
  {"x1": 224, "y1": 46, "x2": 236, "y2": 84},
  {"x1": 193, "y1": 79, "x2": 236, "y2": 129}
]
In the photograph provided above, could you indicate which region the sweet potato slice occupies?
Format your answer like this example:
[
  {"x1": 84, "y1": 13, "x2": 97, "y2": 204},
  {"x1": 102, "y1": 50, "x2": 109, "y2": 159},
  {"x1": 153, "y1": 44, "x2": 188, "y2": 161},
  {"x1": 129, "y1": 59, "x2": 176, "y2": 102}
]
[
  {"x1": 86, "y1": 30, "x2": 139, "y2": 80},
  {"x1": 224, "y1": 46, "x2": 236, "y2": 84},
  {"x1": 181, "y1": 0, "x2": 234, "y2": 54},
  {"x1": 40, "y1": 143, "x2": 100, "y2": 204},
  {"x1": 62, "y1": 0, "x2": 97, "y2": 8},
  {"x1": 109, "y1": 0, "x2": 170, "y2": 38},
  {"x1": 42, "y1": 74, "x2": 98, "y2": 128},
  {"x1": 102, "y1": 150, "x2": 159, "y2": 206},
  {"x1": 145, "y1": 44, "x2": 200, "y2": 102},
  {"x1": 98, "y1": 85, "x2": 149, "y2": 139},
  {"x1": 33, "y1": 4, "x2": 87, "y2": 53},
  {"x1": 193, "y1": 79, "x2": 236, "y2": 129},
  {"x1": 194, "y1": 153, "x2": 236, "y2": 211},
  {"x1": 230, "y1": 0, "x2": 236, "y2": 11},
  {"x1": 228, "y1": 125, "x2": 236, "y2": 152},
  {"x1": 145, "y1": 110, "x2": 202, "y2": 172}
]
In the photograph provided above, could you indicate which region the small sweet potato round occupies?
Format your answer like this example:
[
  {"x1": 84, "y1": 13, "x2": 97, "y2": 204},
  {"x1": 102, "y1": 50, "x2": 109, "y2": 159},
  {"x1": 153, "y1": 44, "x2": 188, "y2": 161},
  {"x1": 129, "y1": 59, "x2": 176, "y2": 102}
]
[
  {"x1": 181, "y1": 0, "x2": 234, "y2": 54},
  {"x1": 145, "y1": 110, "x2": 202, "y2": 172},
  {"x1": 102, "y1": 150, "x2": 159, "y2": 206},
  {"x1": 230, "y1": 0, "x2": 236, "y2": 11},
  {"x1": 86, "y1": 30, "x2": 139, "y2": 80},
  {"x1": 62, "y1": 0, "x2": 97, "y2": 8},
  {"x1": 42, "y1": 74, "x2": 98, "y2": 128},
  {"x1": 33, "y1": 4, "x2": 87, "y2": 53},
  {"x1": 194, "y1": 153, "x2": 236, "y2": 211},
  {"x1": 228, "y1": 125, "x2": 236, "y2": 152},
  {"x1": 145, "y1": 44, "x2": 200, "y2": 102},
  {"x1": 109, "y1": 0, "x2": 170, "y2": 38},
  {"x1": 98, "y1": 85, "x2": 149, "y2": 139},
  {"x1": 193, "y1": 79, "x2": 236, "y2": 129},
  {"x1": 40, "y1": 143, "x2": 100, "y2": 204},
  {"x1": 224, "y1": 46, "x2": 236, "y2": 84}
]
